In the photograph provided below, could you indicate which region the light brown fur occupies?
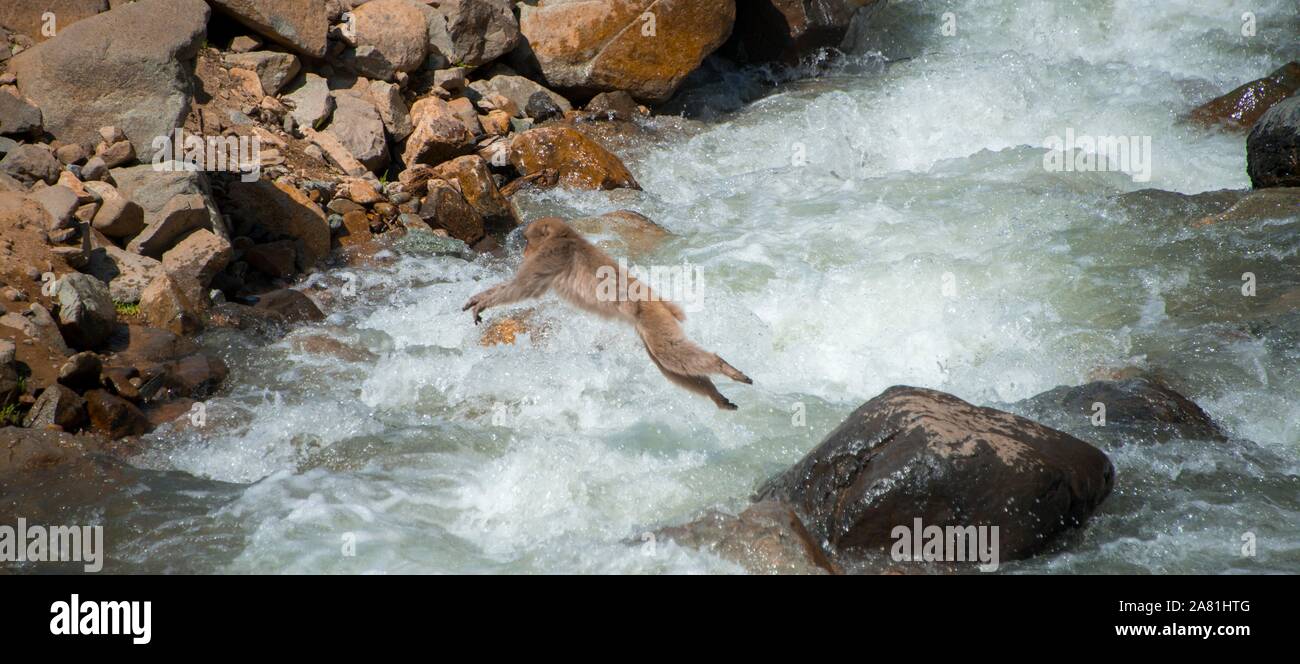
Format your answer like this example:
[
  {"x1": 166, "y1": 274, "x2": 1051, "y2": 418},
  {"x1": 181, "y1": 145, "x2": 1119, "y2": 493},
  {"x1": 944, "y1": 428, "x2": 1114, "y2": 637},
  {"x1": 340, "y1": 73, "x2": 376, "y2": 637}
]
[{"x1": 463, "y1": 217, "x2": 752, "y2": 409}]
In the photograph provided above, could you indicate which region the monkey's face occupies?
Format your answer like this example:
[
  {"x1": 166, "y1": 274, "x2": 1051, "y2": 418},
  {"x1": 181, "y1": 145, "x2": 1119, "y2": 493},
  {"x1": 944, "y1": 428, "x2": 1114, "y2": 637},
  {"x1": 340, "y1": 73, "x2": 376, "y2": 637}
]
[{"x1": 524, "y1": 217, "x2": 567, "y2": 257}]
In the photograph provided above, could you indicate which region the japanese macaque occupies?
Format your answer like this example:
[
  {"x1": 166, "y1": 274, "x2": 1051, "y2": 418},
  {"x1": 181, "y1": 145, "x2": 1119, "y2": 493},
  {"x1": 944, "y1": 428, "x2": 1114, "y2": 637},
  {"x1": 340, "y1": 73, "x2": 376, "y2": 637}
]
[{"x1": 463, "y1": 217, "x2": 752, "y2": 409}]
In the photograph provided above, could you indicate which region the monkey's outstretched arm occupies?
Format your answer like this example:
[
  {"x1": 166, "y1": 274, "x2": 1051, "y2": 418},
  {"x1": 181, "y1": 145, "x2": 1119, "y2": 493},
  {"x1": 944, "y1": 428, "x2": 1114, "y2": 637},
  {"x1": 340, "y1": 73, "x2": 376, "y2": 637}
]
[{"x1": 462, "y1": 244, "x2": 569, "y2": 324}]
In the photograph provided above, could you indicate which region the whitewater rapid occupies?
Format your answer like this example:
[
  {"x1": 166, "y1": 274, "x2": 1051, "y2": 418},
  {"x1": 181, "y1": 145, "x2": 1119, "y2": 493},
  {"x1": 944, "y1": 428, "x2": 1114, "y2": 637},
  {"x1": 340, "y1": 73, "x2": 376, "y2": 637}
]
[{"x1": 98, "y1": 0, "x2": 1300, "y2": 573}]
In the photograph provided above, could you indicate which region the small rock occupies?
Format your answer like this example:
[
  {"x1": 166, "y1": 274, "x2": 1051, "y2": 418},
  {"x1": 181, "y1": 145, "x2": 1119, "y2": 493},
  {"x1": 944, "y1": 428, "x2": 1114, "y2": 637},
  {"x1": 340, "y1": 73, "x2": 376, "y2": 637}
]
[
  {"x1": 252, "y1": 288, "x2": 324, "y2": 323},
  {"x1": 0, "y1": 143, "x2": 61, "y2": 185},
  {"x1": 338, "y1": 210, "x2": 374, "y2": 247},
  {"x1": 586, "y1": 91, "x2": 641, "y2": 122},
  {"x1": 284, "y1": 72, "x2": 335, "y2": 130},
  {"x1": 126, "y1": 193, "x2": 209, "y2": 257},
  {"x1": 228, "y1": 34, "x2": 263, "y2": 53},
  {"x1": 346, "y1": 0, "x2": 429, "y2": 81},
  {"x1": 433, "y1": 68, "x2": 466, "y2": 93},
  {"x1": 85, "y1": 243, "x2": 164, "y2": 303},
  {"x1": 86, "y1": 182, "x2": 146, "y2": 238},
  {"x1": 245, "y1": 240, "x2": 299, "y2": 278},
  {"x1": 53, "y1": 143, "x2": 89, "y2": 166},
  {"x1": 29, "y1": 184, "x2": 79, "y2": 230},
  {"x1": 139, "y1": 272, "x2": 204, "y2": 336},
  {"x1": 84, "y1": 389, "x2": 149, "y2": 438},
  {"x1": 161, "y1": 229, "x2": 233, "y2": 287},
  {"x1": 367, "y1": 80, "x2": 413, "y2": 141},
  {"x1": 225, "y1": 50, "x2": 301, "y2": 96},
  {"x1": 23, "y1": 383, "x2": 87, "y2": 431},
  {"x1": 54, "y1": 272, "x2": 117, "y2": 350},
  {"x1": 325, "y1": 93, "x2": 389, "y2": 172},
  {"x1": 0, "y1": 88, "x2": 43, "y2": 136},
  {"x1": 420, "y1": 178, "x2": 485, "y2": 245},
  {"x1": 58, "y1": 351, "x2": 103, "y2": 392},
  {"x1": 509, "y1": 125, "x2": 640, "y2": 191},
  {"x1": 96, "y1": 139, "x2": 135, "y2": 168},
  {"x1": 80, "y1": 156, "x2": 108, "y2": 181},
  {"x1": 402, "y1": 96, "x2": 474, "y2": 166},
  {"x1": 524, "y1": 91, "x2": 563, "y2": 123}
]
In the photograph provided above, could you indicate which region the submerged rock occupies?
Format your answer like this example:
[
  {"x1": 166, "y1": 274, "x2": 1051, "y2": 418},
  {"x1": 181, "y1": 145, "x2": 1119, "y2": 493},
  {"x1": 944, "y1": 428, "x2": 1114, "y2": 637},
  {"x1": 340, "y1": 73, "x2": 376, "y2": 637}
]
[
  {"x1": 655, "y1": 501, "x2": 837, "y2": 574},
  {"x1": 1015, "y1": 376, "x2": 1226, "y2": 444},
  {"x1": 568, "y1": 210, "x2": 670, "y2": 258},
  {"x1": 756, "y1": 386, "x2": 1115, "y2": 566},
  {"x1": 1186, "y1": 62, "x2": 1300, "y2": 132}
]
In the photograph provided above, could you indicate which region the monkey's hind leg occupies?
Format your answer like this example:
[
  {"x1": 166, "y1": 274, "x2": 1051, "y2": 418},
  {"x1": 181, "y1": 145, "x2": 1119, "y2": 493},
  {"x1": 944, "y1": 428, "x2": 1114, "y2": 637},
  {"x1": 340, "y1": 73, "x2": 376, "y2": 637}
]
[{"x1": 644, "y1": 347, "x2": 739, "y2": 410}]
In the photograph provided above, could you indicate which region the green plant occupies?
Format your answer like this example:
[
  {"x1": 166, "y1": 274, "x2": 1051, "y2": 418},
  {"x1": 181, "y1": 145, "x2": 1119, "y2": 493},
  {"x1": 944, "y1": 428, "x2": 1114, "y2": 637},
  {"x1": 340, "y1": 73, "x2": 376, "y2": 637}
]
[
  {"x1": 114, "y1": 301, "x2": 140, "y2": 316},
  {"x1": 0, "y1": 403, "x2": 21, "y2": 427}
]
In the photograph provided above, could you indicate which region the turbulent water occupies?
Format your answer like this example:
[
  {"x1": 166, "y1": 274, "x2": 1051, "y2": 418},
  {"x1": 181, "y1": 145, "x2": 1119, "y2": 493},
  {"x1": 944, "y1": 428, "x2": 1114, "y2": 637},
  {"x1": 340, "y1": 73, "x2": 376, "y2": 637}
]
[{"x1": 31, "y1": 0, "x2": 1300, "y2": 573}]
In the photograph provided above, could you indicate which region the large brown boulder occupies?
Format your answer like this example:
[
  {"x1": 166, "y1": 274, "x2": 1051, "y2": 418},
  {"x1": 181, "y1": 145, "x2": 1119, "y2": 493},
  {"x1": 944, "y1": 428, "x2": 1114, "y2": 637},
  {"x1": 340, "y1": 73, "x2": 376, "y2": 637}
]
[
  {"x1": 517, "y1": 0, "x2": 736, "y2": 103},
  {"x1": 509, "y1": 125, "x2": 640, "y2": 190},
  {"x1": 726, "y1": 0, "x2": 881, "y2": 64},
  {"x1": 1247, "y1": 95, "x2": 1300, "y2": 189},
  {"x1": 1187, "y1": 62, "x2": 1300, "y2": 132},
  {"x1": 0, "y1": 0, "x2": 108, "y2": 41},
  {"x1": 10, "y1": 0, "x2": 210, "y2": 162},
  {"x1": 207, "y1": 0, "x2": 329, "y2": 58},
  {"x1": 756, "y1": 386, "x2": 1115, "y2": 566}
]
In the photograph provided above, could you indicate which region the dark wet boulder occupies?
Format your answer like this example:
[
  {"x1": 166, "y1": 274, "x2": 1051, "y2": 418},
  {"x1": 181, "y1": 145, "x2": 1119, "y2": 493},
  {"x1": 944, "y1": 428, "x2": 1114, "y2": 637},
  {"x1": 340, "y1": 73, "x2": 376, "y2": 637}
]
[
  {"x1": 1247, "y1": 95, "x2": 1300, "y2": 189},
  {"x1": 655, "y1": 501, "x2": 837, "y2": 575},
  {"x1": 1014, "y1": 376, "x2": 1226, "y2": 444},
  {"x1": 756, "y1": 386, "x2": 1115, "y2": 565}
]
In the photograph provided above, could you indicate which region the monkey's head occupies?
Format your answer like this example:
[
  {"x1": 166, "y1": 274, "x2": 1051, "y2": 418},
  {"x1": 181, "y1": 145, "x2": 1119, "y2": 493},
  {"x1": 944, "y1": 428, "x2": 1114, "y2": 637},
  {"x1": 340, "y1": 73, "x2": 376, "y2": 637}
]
[{"x1": 523, "y1": 217, "x2": 572, "y2": 257}]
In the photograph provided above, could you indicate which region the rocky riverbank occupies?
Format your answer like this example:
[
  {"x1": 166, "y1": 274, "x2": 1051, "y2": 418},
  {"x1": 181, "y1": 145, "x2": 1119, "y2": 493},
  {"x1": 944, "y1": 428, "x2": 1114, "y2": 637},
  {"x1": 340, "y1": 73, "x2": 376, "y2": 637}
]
[{"x1": 2, "y1": 1, "x2": 1298, "y2": 574}]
